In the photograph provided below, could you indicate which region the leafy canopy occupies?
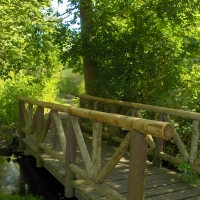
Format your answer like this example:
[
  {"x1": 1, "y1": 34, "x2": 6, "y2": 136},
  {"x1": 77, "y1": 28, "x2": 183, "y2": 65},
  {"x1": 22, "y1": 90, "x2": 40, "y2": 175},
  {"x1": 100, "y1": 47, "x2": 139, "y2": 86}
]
[
  {"x1": 0, "y1": 0, "x2": 60, "y2": 79},
  {"x1": 61, "y1": 0, "x2": 200, "y2": 107}
]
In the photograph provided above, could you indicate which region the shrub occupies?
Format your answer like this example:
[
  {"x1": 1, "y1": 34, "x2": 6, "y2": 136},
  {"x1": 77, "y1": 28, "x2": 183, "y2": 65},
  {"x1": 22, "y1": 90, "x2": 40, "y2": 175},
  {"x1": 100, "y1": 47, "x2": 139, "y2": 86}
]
[
  {"x1": 57, "y1": 69, "x2": 84, "y2": 95},
  {"x1": 0, "y1": 71, "x2": 59, "y2": 135}
]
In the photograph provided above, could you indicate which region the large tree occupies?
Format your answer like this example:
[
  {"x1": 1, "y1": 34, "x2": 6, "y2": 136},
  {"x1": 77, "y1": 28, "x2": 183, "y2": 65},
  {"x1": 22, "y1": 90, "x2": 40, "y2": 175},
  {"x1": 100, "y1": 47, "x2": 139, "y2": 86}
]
[{"x1": 58, "y1": 0, "x2": 200, "y2": 106}]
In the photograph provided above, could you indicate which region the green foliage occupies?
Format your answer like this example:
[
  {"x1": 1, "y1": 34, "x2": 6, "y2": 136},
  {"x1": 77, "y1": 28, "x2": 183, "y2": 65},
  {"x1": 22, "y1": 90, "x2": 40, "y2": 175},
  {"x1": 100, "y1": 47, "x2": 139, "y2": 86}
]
[
  {"x1": 0, "y1": 0, "x2": 60, "y2": 79},
  {"x1": 177, "y1": 163, "x2": 200, "y2": 182},
  {"x1": 64, "y1": 0, "x2": 200, "y2": 106},
  {"x1": 157, "y1": 66, "x2": 200, "y2": 111},
  {"x1": 57, "y1": 69, "x2": 85, "y2": 95},
  {"x1": 0, "y1": 71, "x2": 59, "y2": 132},
  {"x1": 0, "y1": 193, "x2": 43, "y2": 200},
  {"x1": 0, "y1": 0, "x2": 64, "y2": 139}
]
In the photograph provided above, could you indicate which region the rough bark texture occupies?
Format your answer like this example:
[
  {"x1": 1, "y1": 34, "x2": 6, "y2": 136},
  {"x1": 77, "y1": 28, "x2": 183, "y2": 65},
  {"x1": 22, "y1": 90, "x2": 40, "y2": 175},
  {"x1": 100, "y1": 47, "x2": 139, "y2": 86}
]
[{"x1": 80, "y1": 0, "x2": 97, "y2": 96}]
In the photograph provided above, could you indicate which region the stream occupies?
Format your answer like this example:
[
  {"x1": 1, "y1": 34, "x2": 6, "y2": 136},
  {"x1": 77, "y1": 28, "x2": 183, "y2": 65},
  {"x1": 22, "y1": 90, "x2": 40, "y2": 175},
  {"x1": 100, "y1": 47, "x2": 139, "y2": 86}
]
[{"x1": 0, "y1": 153, "x2": 77, "y2": 200}]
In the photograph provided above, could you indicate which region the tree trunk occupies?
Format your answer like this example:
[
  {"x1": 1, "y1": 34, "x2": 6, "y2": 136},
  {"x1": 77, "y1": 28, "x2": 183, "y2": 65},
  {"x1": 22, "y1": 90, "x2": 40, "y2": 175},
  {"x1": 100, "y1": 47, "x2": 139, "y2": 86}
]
[{"x1": 80, "y1": 0, "x2": 98, "y2": 96}]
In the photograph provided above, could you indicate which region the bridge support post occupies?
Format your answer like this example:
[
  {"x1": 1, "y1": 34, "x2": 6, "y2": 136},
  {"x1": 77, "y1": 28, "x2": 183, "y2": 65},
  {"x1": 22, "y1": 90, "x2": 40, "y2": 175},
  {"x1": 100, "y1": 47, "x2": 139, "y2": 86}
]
[
  {"x1": 153, "y1": 113, "x2": 164, "y2": 167},
  {"x1": 108, "y1": 104, "x2": 117, "y2": 146},
  {"x1": 18, "y1": 101, "x2": 25, "y2": 150},
  {"x1": 65, "y1": 115, "x2": 76, "y2": 198},
  {"x1": 153, "y1": 138, "x2": 164, "y2": 167},
  {"x1": 128, "y1": 131, "x2": 147, "y2": 200},
  {"x1": 35, "y1": 106, "x2": 44, "y2": 168}
]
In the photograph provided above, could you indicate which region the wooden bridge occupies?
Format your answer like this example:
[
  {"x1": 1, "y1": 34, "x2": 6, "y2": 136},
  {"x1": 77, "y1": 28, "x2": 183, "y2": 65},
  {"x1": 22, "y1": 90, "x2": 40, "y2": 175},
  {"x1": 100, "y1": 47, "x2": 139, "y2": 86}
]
[{"x1": 18, "y1": 94, "x2": 200, "y2": 200}]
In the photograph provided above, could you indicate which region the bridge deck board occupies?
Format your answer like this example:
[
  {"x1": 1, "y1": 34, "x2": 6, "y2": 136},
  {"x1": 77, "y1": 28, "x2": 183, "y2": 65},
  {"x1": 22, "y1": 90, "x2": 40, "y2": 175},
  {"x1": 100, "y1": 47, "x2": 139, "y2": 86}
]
[{"x1": 22, "y1": 133, "x2": 200, "y2": 200}]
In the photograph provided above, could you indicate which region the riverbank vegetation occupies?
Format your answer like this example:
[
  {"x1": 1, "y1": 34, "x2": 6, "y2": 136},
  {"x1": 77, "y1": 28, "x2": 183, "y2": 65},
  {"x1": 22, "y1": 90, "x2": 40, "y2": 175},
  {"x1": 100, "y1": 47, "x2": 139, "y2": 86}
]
[{"x1": 0, "y1": 193, "x2": 43, "y2": 200}]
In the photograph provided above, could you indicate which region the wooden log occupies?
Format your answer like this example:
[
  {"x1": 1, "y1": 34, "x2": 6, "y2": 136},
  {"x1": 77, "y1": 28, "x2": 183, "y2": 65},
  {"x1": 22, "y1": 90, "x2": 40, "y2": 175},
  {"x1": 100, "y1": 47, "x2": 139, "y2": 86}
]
[
  {"x1": 94, "y1": 101, "x2": 99, "y2": 111},
  {"x1": 96, "y1": 132, "x2": 131, "y2": 183},
  {"x1": 149, "y1": 150, "x2": 200, "y2": 175},
  {"x1": 79, "y1": 97, "x2": 84, "y2": 108},
  {"x1": 125, "y1": 108, "x2": 132, "y2": 116},
  {"x1": 158, "y1": 152, "x2": 184, "y2": 165},
  {"x1": 70, "y1": 115, "x2": 93, "y2": 178},
  {"x1": 111, "y1": 136, "x2": 123, "y2": 143},
  {"x1": 79, "y1": 122, "x2": 123, "y2": 144},
  {"x1": 75, "y1": 93, "x2": 200, "y2": 120},
  {"x1": 18, "y1": 101, "x2": 25, "y2": 149},
  {"x1": 80, "y1": 123, "x2": 109, "y2": 139},
  {"x1": 153, "y1": 137, "x2": 164, "y2": 168},
  {"x1": 189, "y1": 120, "x2": 200, "y2": 165},
  {"x1": 128, "y1": 130, "x2": 147, "y2": 200},
  {"x1": 30, "y1": 112, "x2": 36, "y2": 134},
  {"x1": 82, "y1": 99, "x2": 87, "y2": 108},
  {"x1": 27, "y1": 103, "x2": 33, "y2": 133},
  {"x1": 17, "y1": 96, "x2": 175, "y2": 140},
  {"x1": 131, "y1": 108, "x2": 155, "y2": 151},
  {"x1": 92, "y1": 121, "x2": 102, "y2": 179},
  {"x1": 21, "y1": 102, "x2": 28, "y2": 129},
  {"x1": 147, "y1": 148, "x2": 153, "y2": 156},
  {"x1": 39, "y1": 142, "x2": 65, "y2": 164},
  {"x1": 65, "y1": 115, "x2": 77, "y2": 198},
  {"x1": 50, "y1": 111, "x2": 57, "y2": 150},
  {"x1": 108, "y1": 104, "x2": 117, "y2": 146},
  {"x1": 163, "y1": 115, "x2": 189, "y2": 162},
  {"x1": 52, "y1": 111, "x2": 66, "y2": 155},
  {"x1": 151, "y1": 150, "x2": 200, "y2": 175},
  {"x1": 69, "y1": 163, "x2": 126, "y2": 200},
  {"x1": 85, "y1": 99, "x2": 90, "y2": 109},
  {"x1": 153, "y1": 113, "x2": 164, "y2": 168},
  {"x1": 21, "y1": 128, "x2": 36, "y2": 141},
  {"x1": 148, "y1": 136, "x2": 155, "y2": 150},
  {"x1": 35, "y1": 106, "x2": 44, "y2": 167},
  {"x1": 40, "y1": 111, "x2": 51, "y2": 142}
]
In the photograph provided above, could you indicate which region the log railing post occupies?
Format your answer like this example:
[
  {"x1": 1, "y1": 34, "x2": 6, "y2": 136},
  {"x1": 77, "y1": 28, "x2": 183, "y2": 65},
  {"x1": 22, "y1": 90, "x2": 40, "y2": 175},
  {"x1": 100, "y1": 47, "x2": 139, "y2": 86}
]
[
  {"x1": 96, "y1": 133, "x2": 131, "y2": 184},
  {"x1": 153, "y1": 113, "x2": 164, "y2": 168},
  {"x1": 189, "y1": 120, "x2": 200, "y2": 165},
  {"x1": 65, "y1": 114, "x2": 77, "y2": 198},
  {"x1": 50, "y1": 110, "x2": 57, "y2": 150},
  {"x1": 163, "y1": 114, "x2": 189, "y2": 162},
  {"x1": 40, "y1": 111, "x2": 51, "y2": 143},
  {"x1": 35, "y1": 106, "x2": 44, "y2": 167},
  {"x1": 131, "y1": 108, "x2": 155, "y2": 151},
  {"x1": 70, "y1": 115, "x2": 93, "y2": 178},
  {"x1": 108, "y1": 104, "x2": 117, "y2": 146},
  {"x1": 94, "y1": 101, "x2": 99, "y2": 111},
  {"x1": 92, "y1": 121, "x2": 102, "y2": 179},
  {"x1": 27, "y1": 103, "x2": 33, "y2": 134},
  {"x1": 128, "y1": 130, "x2": 147, "y2": 200},
  {"x1": 52, "y1": 111, "x2": 66, "y2": 155},
  {"x1": 79, "y1": 97, "x2": 85, "y2": 108},
  {"x1": 18, "y1": 101, "x2": 25, "y2": 150}
]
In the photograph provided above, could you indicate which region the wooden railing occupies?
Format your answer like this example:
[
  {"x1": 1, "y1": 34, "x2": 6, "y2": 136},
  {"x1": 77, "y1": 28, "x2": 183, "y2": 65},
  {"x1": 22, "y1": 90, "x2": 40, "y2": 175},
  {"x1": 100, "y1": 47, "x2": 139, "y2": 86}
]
[
  {"x1": 76, "y1": 93, "x2": 200, "y2": 174},
  {"x1": 18, "y1": 96, "x2": 174, "y2": 200}
]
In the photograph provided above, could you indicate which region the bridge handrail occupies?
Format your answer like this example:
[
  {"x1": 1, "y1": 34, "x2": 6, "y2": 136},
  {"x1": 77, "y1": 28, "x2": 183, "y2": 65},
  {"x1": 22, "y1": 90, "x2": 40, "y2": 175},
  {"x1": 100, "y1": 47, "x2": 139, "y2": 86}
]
[
  {"x1": 75, "y1": 93, "x2": 200, "y2": 175},
  {"x1": 76, "y1": 93, "x2": 200, "y2": 120},
  {"x1": 18, "y1": 96, "x2": 174, "y2": 200},
  {"x1": 17, "y1": 96, "x2": 174, "y2": 139}
]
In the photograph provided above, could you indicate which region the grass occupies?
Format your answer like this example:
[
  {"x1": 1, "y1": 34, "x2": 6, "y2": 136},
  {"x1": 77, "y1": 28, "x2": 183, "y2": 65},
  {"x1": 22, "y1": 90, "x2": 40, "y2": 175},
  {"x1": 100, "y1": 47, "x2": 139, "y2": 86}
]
[{"x1": 0, "y1": 193, "x2": 43, "y2": 200}]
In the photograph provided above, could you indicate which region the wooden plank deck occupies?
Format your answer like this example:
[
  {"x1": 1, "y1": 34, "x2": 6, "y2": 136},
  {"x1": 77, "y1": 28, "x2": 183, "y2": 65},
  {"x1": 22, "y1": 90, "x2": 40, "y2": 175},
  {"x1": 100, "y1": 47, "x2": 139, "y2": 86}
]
[{"x1": 22, "y1": 132, "x2": 200, "y2": 200}]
